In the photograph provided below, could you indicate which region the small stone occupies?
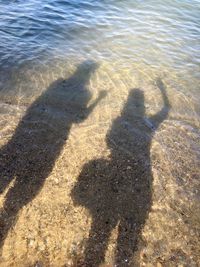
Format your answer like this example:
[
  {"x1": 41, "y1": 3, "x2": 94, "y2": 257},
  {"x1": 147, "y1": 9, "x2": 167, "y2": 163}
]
[
  {"x1": 28, "y1": 239, "x2": 35, "y2": 247},
  {"x1": 54, "y1": 178, "x2": 59, "y2": 184},
  {"x1": 34, "y1": 261, "x2": 43, "y2": 267}
]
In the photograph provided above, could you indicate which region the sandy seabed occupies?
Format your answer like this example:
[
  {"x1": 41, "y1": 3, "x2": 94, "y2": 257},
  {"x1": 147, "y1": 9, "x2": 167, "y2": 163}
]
[{"x1": 0, "y1": 60, "x2": 199, "y2": 267}]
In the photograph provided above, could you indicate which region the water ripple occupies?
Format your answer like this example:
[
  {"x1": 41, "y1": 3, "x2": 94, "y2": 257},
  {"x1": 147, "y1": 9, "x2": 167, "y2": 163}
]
[{"x1": 0, "y1": 0, "x2": 199, "y2": 72}]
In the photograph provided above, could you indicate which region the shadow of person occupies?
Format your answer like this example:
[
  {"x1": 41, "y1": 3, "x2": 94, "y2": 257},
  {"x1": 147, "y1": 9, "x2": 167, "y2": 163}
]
[
  {"x1": 0, "y1": 60, "x2": 106, "y2": 250},
  {"x1": 71, "y1": 79, "x2": 170, "y2": 266}
]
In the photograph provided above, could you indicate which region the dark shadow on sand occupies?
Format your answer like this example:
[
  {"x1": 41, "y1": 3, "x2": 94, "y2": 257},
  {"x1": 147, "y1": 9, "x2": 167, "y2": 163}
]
[
  {"x1": 71, "y1": 79, "x2": 170, "y2": 266},
  {"x1": 0, "y1": 60, "x2": 105, "y2": 249}
]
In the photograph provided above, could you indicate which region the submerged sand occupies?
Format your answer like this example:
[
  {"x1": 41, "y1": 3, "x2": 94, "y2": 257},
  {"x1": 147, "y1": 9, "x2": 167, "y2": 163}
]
[{"x1": 0, "y1": 60, "x2": 199, "y2": 266}]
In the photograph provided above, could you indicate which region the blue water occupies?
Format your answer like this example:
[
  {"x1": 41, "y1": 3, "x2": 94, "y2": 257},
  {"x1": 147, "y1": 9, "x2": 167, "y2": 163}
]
[{"x1": 0, "y1": 0, "x2": 200, "y2": 74}]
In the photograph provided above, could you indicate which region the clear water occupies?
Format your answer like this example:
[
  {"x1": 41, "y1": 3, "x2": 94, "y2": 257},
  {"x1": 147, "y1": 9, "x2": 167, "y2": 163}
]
[
  {"x1": 0, "y1": 0, "x2": 200, "y2": 71},
  {"x1": 0, "y1": 0, "x2": 200, "y2": 120},
  {"x1": 0, "y1": 0, "x2": 200, "y2": 266}
]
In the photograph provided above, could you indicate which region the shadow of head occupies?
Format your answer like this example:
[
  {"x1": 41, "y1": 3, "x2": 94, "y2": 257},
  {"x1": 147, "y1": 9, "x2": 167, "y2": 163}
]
[
  {"x1": 38, "y1": 60, "x2": 99, "y2": 113},
  {"x1": 76, "y1": 59, "x2": 99, "y2": 73}
]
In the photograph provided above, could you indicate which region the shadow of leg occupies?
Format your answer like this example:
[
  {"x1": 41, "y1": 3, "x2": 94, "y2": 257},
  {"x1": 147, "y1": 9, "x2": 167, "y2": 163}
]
[
  {"x1": 84, "y1": 217, "x2": 116, "y2": 267},
  {"x1": 115, "y1": 217, "x2": 141, "y2": 266},
  {"x1": 0, "y1": 206, "x2": 18, "y2": 251},
  {"x1": 0, "y1": 174, "x2": 13, "y2": 194},
  {"x1": 0, "y1": 173, "x2": 45, "y2": 250},
  {"x1": 0, "y1": 150, "x2": 16, "y2": 194}
]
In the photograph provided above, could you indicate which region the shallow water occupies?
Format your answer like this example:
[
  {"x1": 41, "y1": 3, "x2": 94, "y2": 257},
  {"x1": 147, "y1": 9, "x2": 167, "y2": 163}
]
[{"x1": 0, "y1": 0, "x2": 200, "y2": 266}]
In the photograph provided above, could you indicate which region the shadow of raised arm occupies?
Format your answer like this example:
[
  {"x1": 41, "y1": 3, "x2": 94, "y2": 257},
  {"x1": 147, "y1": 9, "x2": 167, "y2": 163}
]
[{"x1": 149, "y1": 78, "x2": 171, "y2": 130}]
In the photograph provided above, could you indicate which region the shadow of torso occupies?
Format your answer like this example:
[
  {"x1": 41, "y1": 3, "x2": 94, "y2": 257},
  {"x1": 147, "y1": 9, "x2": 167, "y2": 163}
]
[
  {"x1": 1, "y1": 76, "x2": 91, "y2": 194},
  {"x1": 74, "y1": 114, "x2": 153, "y2": 217},
  {"x1": 72, "y1": 88, "x2": 167, "y2": 266},
  {"x1": 0, "y1": 61, "x2": 98, "y2": 249}
]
